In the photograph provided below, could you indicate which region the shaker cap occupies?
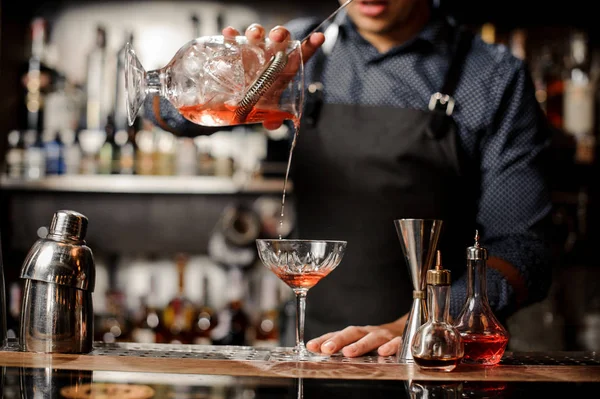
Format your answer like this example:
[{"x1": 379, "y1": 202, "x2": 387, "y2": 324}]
[
  {"x1": 427, "y1": 250, "x2": 451, "y2": 285},
  {"x1": 20, "y1": 210, "x2": 95, "y2": 291},
  {"x1": 48, "y1": 210, "x2": 88, "y2": 242},
  {"x1": 466, "y1": 230, "x2": 488, "y2": 260}
]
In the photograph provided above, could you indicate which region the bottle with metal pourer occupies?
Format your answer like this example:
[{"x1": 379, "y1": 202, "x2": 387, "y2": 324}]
[{"x1": 453, "y1": 231, "x2": 510, "y2": 366}]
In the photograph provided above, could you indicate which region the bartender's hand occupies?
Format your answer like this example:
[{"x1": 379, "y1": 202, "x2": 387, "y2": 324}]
[
  {"x1": 223, "y1": 24, "x2": 325, "y2": 130},
  {"x1": 223, "y1": 24, "x2": 325, "y2": 65},
  {"x1": 306, "y1": 314, "x2": 408, "y2": 358}
]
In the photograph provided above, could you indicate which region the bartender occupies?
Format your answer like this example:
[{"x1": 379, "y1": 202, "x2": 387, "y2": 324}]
[{"x1": 148, "y1": 0, "x2": 553, "y2": 358}]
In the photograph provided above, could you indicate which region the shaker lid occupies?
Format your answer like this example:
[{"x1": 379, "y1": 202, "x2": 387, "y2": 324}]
[
  {"x1": 48, "y1": 210, "x2": 88, "y2": 242},
  {"x1": 466, "y1": 230, "x2": 488, "y2": 260},
  {"x1": 20, "y1": 210, "x2": 95, "y2": 291},
  {"x1": 427, "y1": 250, "x2": 451, "y2": 285}
]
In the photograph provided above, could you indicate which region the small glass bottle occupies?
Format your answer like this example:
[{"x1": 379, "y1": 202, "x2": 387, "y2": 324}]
[
  {"x1": 454, "y1": 231, "x2": 509, "y2": 366},
  {"x1": 412, "y1": 251, "x2": 464, "y2": 372}
]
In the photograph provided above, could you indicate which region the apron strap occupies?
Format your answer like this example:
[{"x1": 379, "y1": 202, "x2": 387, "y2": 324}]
[{"x1": 428, "y1": 28, "x2": 474, "y2": 116}]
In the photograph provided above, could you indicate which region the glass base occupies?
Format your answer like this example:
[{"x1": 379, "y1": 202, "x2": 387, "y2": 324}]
[{"x1": 270, "y1": 346, "x2": 330, "y2": 362}]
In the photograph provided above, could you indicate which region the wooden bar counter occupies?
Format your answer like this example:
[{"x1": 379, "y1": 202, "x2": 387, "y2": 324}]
[{"x1": 1, "y1": 340, "x2": 599, "y2": 398}]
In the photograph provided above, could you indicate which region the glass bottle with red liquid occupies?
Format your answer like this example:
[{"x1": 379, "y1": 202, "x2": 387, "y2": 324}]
[{"x1": 453, "y1": 231, "x2": 509, "y2": 366}]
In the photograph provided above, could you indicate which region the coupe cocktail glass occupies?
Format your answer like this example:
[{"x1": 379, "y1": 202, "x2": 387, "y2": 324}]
[
  {"x1": 256, "y1": 239, "x2": 347, "y2": 360},
  {"x1": 125, "y1": 36, "x2": 304, "y2": 128}
]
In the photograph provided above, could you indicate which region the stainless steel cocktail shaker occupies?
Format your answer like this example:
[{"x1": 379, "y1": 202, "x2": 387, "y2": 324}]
[{"x1": 19, "y1": 210, "x2": 95, "y2": 354}]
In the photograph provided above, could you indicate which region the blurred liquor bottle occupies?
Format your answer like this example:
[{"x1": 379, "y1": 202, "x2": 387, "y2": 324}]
[
  {"x1": 153, "y1": 128, "x2": 177, "y2": 176},
  {"x1": 97, "y1": 116, "x2": 118, "y2": 174},
  {"x1": 114, "y1": 127, "x2": 137, "y2": 175},
  {"x1": 61, "y1": 129, "x2": 82, "y2": 175},
  {"x1": 133, "y1": 127, "x2": 153, "y2": 175},
  {"x1": 4, "y1": 130, "x2": 25, "y2": 178},
  {"x1": 85, "y1": 26, "x2": 111, "y2": 132},
  {"x1": 42, "y1": 129, "x2": 65, "y2": 175},
  {"x1": 163, "y1": 254, "x2": 196, "y2": 344},
  {"x1": 563, "y1": 31, "x2": 596, "y2": 164},
  {"x1": 24, "y1": 18, "x2": 47, "y2": 134},
  {"x1": 131, "y1": 274, "x2": 166, "y2": 344},
  {"x1": 211, "y1": 132, "x2": 234, "y2": 177},
  {"x1": 78, "y1": 128, "x2": 103, "y2": 175},
  {"x1": 44, "y1": 74, "x2": 82, "y2": 137},
  {"x1": 253, "y1": 273, "x2": 280, "y2": 348},
  {"x1": 533, "y1": 45, "x2": 564, "y2": 128},
  {"x1": 176, "y1": 137, "x2": 198, "y2": 176},
  {"x1": 192, "y1": 273, "x2": 218, "y2": 345},
  {"x1": 211, "y1": 268, "x2": 250, "y2": 346},
  {"x1": 23, "y1": 129, "x2": 46, "y2": 179},
  {"x1": 80, "y1": 25, "x2": 112, "y2": 176}
]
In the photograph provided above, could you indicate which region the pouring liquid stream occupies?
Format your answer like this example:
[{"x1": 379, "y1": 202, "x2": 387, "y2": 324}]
[{"x1": 278, "y1": 118, "x2": 300, "y2": 240}]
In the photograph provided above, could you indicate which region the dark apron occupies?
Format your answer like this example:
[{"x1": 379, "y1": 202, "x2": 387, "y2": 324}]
[{"x1": 291, "y1": 27, "x2": 478, "y2": 339}]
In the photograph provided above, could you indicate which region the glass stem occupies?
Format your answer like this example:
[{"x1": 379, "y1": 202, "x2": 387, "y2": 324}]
[
  {"x1": 294, "y1": 290, "x2": 307, "y2": 352},
  {"x1": 146, "y1": 70, "x2": 165, "y2": 96},
  {"x1": 297, "y1": 377, "x2": 304, "y2": 399}
]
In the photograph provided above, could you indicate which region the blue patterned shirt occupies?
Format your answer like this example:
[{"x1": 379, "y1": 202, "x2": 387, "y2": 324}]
[{"x1": 287, "y1": 12, "x2": 553, "y2": 319}]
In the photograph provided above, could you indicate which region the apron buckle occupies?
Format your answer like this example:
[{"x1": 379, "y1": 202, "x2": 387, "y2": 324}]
[{"x1": 429, "y1": 92, "x2": 455, "y2": 116}]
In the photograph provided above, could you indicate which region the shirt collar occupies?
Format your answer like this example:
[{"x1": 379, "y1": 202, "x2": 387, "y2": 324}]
[{"x1": 337, "y1": 10, "x2": 455, "y2": 62}]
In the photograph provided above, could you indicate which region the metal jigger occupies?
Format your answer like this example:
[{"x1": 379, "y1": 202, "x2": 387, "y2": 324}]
[{"x1": 394, "y1": 219, "x2": 443, "y2": 363}]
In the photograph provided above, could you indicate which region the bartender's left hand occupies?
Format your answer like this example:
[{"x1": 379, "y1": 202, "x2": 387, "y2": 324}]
[{"x1": 306, "y1": 314, "x2": 408, "y2": 358}]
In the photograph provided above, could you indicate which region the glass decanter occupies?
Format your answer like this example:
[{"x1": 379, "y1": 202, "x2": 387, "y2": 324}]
[
  {"x1": 411, "y1": 251, "x2": 464, "y2": 372},
  {"x1": 125, "y1": 36, "x2": 304, "y2": 128},
  {"x1": 453, "y1": 231, "x2": 509, "y2": 366}
]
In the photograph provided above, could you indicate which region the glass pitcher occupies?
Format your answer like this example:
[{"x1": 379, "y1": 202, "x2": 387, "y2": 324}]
[
  {"x1": 125, "y1": 35, "x2": 304, "y2": 128},
  {"x1": 453, "y1": 231, "x2": 509, "y2": 366}
]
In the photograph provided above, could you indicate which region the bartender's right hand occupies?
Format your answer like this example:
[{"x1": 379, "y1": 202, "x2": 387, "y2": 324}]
[
  {"x1": 223, "y1": 24, "x2": 324, "y2": 131},
  {"x1": 223, "y1": 24, "x2": 325, "y2": 65},
  {"x1": 306, "y1": 314, "x2": 408, "y2": 358}
]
